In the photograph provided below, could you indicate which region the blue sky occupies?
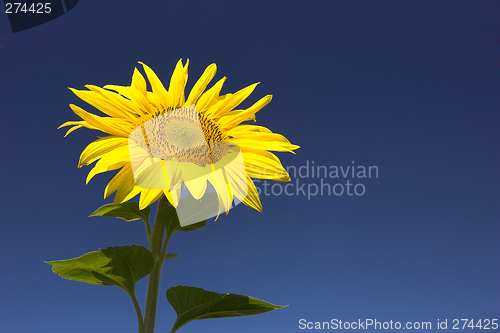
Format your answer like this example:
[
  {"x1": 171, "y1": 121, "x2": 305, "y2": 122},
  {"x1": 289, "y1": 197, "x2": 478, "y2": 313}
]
[{"x1": 1, "y1": 1, "x2": 499, "y2": 332}]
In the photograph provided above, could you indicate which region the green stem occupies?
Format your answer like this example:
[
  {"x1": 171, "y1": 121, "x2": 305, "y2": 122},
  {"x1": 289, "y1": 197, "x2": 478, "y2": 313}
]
[
  {"x1": 129, "y1": 292, "x2": 146, "y2": 333},
  {"x1": 161, "y1": 227, "x2": 174, "y2": 260},
  {"x1": 143, "y1": 219, "x2": 152, "y2": 244},
  {"x1": 144, "y1": 196, "x2": 169, "y2": 333}
]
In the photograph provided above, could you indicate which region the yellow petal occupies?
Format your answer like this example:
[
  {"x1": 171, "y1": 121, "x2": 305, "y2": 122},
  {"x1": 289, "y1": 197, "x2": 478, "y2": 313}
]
[
  {"x1": 227, "y1": 125, "x2": 273, "y2": 135},
  {"x1": 163, "y1": 187, "x2": 181, "y2": 207},
  {"x1": 139, "y1": 188, "x2": 163, "y2": 210},
  {"x1": 87, "y1": 85, "x2": 138, "y2": 118},
  {"x1": 139, "y1": 62, "x2": 171, "y2": 111},
  {"x1": 131, "y1": 157, "x2": 165, "y2": 190},
  {"x1": 242, "y1": 151, "x2": 289, "y2": 181},
  {"x1": 209, "y1": 83, "x2": 259, "y2": 119},
  {"x1": 205, "y1": 93, "x2": 231, "y2": 118},
  {"x1": 79, "y1": 136, "x2": 128, "y2": 167},
  {"x1": 242, "y1": 148, "x2": 291, "y2": 181},
  {"x1": 146, "y1": 92, "x2": 163, "y2": 111},
  {"x1": 58, "y1": 120, "x2": 99, "y2": 137},
  {"x1": 186, "y1": 63, "x2": 217, "y2": 106},
  {"x1": 87, "y1": 160, "x2": 126, "y2": 185},
  {"x1": 69, "y1": 104, "x2": 131, "y2": 137},
  {"x1": 123, "y1": 186, "x2": 141, "y2": 202},
  {"x1": 245, "y1": 167, "x2": 290, "y2": 182},
  {"x1": 228, "y1": 130, "x2": 291, "y2": 143},
  {"x1": 218, "y1": 95, "x2": 272, "y2": 131},
  {"x1": 104, "y1": 163, "x2": 134, "y2": 198},
  {"x1": 224, "y1": 161, "x2": 249, "y2": 200},
  {"x1": 195, "y1": 77, "x2": 226, "y2": 113},
  {"x1": 169, "y1": 59, "x2": 187, "y2": 109},
  {"x1": 61, "y1": 124, "x2": 83, "y2": 137},
  {"x1": 185, "y1": 177, "x2": 208, "y2": 200},
  {"x1": 182, "y1": 59, "x2": 189, "y2": 105},
  {"x1": 71, "y1": 86, "x2": 137, "y2": 121},
  {"x1": 241, "y1": 147, "x2": 282, "y2": 163},
  {"x1": 86, "y1": 145, "x2": 130, "y2": 183},
  {"x1": 130, "y1": 68, "x2": 152, "y2": 115},
  {"x1": 207, "y1": 170, "x2": 232, "y2": 216},
  {"x1": 103, "y1": 84, "x2": 162, "y2": 113},
  {"x1": 103, "y1": 85, "x2": 133, "y2": 99},
  {"x1": 112, "y1": 166, "x2": 137, "y2": 204},
  {"x1": 232, "y1": 176, "x2": 262, "y2": 212},
  {"x1": 228, "y1": 138, "x2": 299, "y2": 153},
  {"x1": 162, "y1": 158, "x2": 183, "y2": 191}
]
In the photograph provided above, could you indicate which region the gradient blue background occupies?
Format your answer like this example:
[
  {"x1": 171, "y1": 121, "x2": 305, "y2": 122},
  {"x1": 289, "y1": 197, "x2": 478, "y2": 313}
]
[{"x1": 1, "y1": 1, "x2": 499, "y2": 332}]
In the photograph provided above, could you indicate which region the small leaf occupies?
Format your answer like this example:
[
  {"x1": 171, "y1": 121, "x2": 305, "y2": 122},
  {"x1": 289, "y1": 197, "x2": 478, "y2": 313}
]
[
  {"x1": 90, "y1": 202, "x2": 150, "y2": 223},
  {"x1": 158, "y1": 206, "x2": 206, "y2": 238},
  {"x1": 157, "y1": 205, "x2": 182, "y2": 237},
  {"x1": 179, "y1": 220, "x2": 206, "y2": 232},
  {"x1": 166, "y1": 286, "x2": 287, "y2": 332},
  {"x1": 46, "y1": 245, "x2": 154, "y2": 295},
  {"x1": 165, "y1": 253, "x2": 180, "y2": 260}
]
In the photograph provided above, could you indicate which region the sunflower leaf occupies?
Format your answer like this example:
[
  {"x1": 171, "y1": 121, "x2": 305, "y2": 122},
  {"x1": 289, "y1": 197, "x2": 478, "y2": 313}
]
[
  {"x1": 158, "y1": 206, "x2": 207, "y2": 238},
  {"x1": 178, "y1": 220, "x2": 207, "y2": 232},
  {"x1": 45, "y1": 245, "x2": 154, "y2": 295},
  {"x1": 90, "y1": 202, "x2": 150, "y2": 223},
  {"x1": 167, "y1": 286, "x2": 287, "y2": 333},
  {"x1": 158, "y1": 205, "x2": 182, "y2": 237},
  {"x1": 165, "y1": 253, "x2": 180, "y2": 260}
]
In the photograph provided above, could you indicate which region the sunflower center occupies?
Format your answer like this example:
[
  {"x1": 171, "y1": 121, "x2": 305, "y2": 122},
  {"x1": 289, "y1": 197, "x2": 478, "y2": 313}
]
[
  {"x1": 130, "y1": 105, "x2": 228, "y2": 167},
  {"x1": 163, "y1": 118, "x2": 206, "y2": 150}
]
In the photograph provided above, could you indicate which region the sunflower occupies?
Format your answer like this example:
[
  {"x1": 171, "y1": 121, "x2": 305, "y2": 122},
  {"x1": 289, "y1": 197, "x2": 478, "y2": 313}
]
[{"x1": 60, "y1": 59, "x2": 299, "y2": 222}]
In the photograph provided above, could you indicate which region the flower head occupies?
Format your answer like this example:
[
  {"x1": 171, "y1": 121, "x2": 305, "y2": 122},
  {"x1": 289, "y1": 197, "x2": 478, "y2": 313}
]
[{"x1": 60, "y1": 60, "x2": 299, "y2": 224}]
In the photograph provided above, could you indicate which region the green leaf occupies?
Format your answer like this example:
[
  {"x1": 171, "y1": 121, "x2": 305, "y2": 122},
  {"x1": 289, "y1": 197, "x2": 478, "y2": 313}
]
[
  {"x1": 46, "y1": 245, "x2": 154, "y2": 295},
  {"x1": 157, "y1": 205, "x2": 182, "y2": 237},
  {"x1": 158, "y1": 206, "x2": 207, "y2": 238},
  {"x1": 166, "y1": 286, "x2": 287, "y2": 333},
  {"x1": 179, "y1": 220, "x2": 207, "y2": 232},
  {"x1": 90, "y1": 202, "x2": 150, "y2": 223},
  {"x1": 165, "y1": 253, "x2": 180, "y2": 260}
]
